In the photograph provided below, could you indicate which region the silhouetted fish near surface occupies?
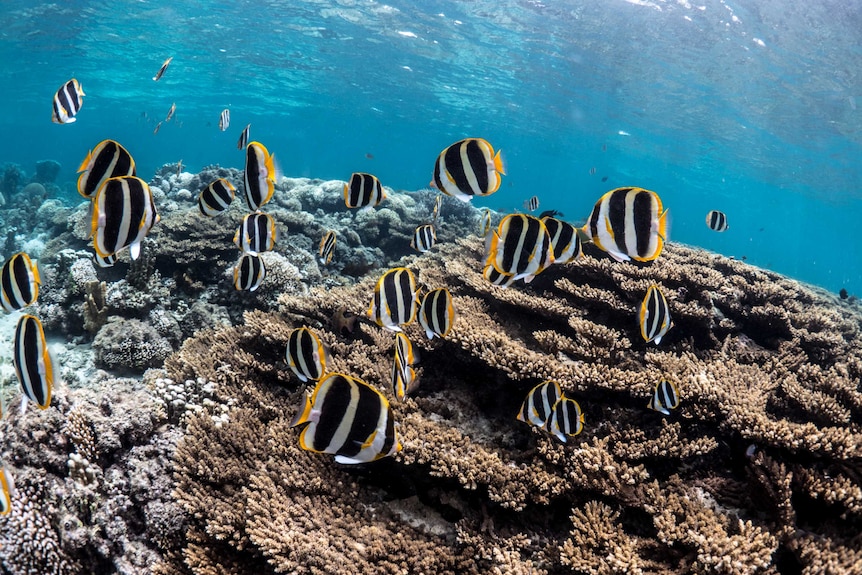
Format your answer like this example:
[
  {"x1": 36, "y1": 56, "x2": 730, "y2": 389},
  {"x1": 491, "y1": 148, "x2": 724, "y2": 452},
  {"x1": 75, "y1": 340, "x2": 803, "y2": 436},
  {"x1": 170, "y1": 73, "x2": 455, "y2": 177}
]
[
  {"x1": 165, "y1": 103, "x2": 176, "y2": 122},
  {"x1": 152, "y1": 56, "x2": 173, "y2": 81},
  {"x1": 601, "y1": 176, "x2": 608, "y2": 182}
]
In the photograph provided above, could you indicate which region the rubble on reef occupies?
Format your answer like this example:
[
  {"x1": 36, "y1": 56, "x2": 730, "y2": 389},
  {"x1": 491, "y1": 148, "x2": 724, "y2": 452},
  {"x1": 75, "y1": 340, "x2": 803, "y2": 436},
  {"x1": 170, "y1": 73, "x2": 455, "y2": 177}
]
[{"x1": 0, "y1": 166, "x2": 860, "y2": 574}]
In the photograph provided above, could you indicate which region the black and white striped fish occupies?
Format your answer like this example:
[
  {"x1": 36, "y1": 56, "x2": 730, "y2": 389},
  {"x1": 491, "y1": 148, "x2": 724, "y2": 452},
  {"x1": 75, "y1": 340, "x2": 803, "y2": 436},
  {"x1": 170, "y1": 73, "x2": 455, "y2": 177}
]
[
  {"x1": 233, "y1": 212, "x2": 278, "y2": 254},
  {"x1": 286, "y1": 327, "x2": 328, "y2": 383},
  {"x1": 152, "y1": 56, "x2": 172, "y2": 81},
  {"x1": 318, "y1": 230, "x2": 337, "y2": 265},
  {"x1": 343, "y1": 172, "x2": 386, "y2": 211},
  {"x1": 93, "y1": 252, "x2": 117, "y2": 268},
  {"x1": 0, "y1": 467, "x2": 13, "y2": 516},
  {"x1": 480, "y1": 208, "x2": 493, "y2": 237},
  {"x1": 639, "y1": 284, "x2": 673, "y2": 344},
  {"x1": 482, "y1": 264, "x2": 516, "y2": 288},
  {"x1": 391, "y1": 332, "x2": 417, "y2": 400},
  {"x1": 13, "y1": 314, "x2": 55, "y2": 410},
  {"x1": 77, "y1": 140, "x2": 136, "y2": 199},
  {"x1": 91, "y1": 176, "x2": 160, "y2": 261},
  {"x1": 485, "y1": 214, "x2": 554, "y2": 282},
  {"x1": 244, "y1": 141, "x2": 281, "y2": 211},
  {"x1": 523, "y1": 195, "x2": 539, "y2": 212},
  {"x1": 541, "y1": 216, "x2": 583, "y2": 264},
  {"x1": 581, "y1": 187, "x2": 669, "y2": 262},
  {"x1": 291, "y1": 373, "x2": 401, "y2": 464},
  {"x1": 1, "y1": 253, "x2": 41, "y2": 313},
  {"x1": 198, "y1": 178, "x2": 236, "y2": 217},
  {"x1": 51, "y1": 78, "x2": 85, "y2": 124},
  {"x1": 647, "y1": 379, "x2": 680, "y2": 416},
  {"x1": 543, "y1": 397, "x2": 585, "y2": 443},
  {"x1": 430, "y1": 138, "x2": 505, "y2": 202},
  {"x1": 706, "y1": 210, "x2": 728, "y2": 232},
  {"x1": 418, "y1": 288, "x2": 455, "y2": 340},
  {"x1": 367, "y1": 267, "x2": 418, "y2": 332},
  {"x1": 219, "y1": 108, "x2": 230, "y2": 131},
  {"x1": 431, "y1": 194, "x2": 443, "y2": 222},
  {"x1": 516, "y1": 380, "x2": 562, "y2": 428},
  {"x1": 410, "y1": 224, "x2": 437, "y2": 253},
  {"x1": 233, "y1": 253, "x2": 265, "y2": 291},
  {"x1": 237, "y1": 124, "x2": 250, "y2": 150}
]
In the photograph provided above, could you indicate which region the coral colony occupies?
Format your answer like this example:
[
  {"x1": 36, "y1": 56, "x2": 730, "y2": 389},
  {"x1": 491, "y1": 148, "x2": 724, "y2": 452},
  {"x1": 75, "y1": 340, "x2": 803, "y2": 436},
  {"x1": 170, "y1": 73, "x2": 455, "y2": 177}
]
[{"x1": 0, "y1": 151, "x2": 859, "y2": 575}]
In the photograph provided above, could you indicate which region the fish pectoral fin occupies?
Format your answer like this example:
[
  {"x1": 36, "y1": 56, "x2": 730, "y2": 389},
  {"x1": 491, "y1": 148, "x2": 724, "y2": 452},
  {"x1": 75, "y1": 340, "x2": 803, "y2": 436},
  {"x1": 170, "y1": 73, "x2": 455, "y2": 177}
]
[
  {"x1": 77, "y1": 151, "x2": 93, "y2": 173},
  {"x1": 289, "y1": 392, "x2": 314, "y2": 427},
  {"x1": 334, "y1": 455, "x2": 366, "y2": 465},
  {"x1": 129, "y1": 242, "x2": 141, "y2": 261}
]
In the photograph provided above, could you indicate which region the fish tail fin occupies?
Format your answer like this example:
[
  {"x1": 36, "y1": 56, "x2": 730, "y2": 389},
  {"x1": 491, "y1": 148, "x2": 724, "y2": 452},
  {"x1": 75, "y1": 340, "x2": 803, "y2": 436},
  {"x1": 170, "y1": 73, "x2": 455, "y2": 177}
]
[
  {"x1": 289, "y1": 390, "x2": 313, "y2": 427},
  {"x1": 659, "y1": 209, "x2": 671, "y2": 243},
  {"x1": 494, "y1": 149, "x2": 506, "y2": 175}
]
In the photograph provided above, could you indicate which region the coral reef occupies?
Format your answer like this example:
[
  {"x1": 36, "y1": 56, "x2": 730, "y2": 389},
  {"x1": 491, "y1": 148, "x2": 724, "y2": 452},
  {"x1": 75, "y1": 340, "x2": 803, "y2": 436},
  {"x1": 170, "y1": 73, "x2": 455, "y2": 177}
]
[
  {"x1": 32, "y1": 159, "x2": 62, "y2": 184},
  {"x1": 157, "y1": 237, "x2": 862, "y2": 574}
]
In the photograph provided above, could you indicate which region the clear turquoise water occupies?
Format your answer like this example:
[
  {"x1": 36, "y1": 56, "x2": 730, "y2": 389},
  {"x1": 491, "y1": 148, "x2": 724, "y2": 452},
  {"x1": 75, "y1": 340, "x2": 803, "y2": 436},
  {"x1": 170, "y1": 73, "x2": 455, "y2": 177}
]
[{"x1": 1, "y1": 0, "x2": 860, "y2": 292}]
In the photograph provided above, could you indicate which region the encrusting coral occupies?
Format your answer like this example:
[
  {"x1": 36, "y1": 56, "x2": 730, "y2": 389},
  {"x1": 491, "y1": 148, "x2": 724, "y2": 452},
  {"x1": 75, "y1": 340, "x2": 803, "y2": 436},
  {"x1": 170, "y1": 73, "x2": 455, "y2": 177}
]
[{"x1": 158, "y1": 235, "x2": 862, "y2": 574}]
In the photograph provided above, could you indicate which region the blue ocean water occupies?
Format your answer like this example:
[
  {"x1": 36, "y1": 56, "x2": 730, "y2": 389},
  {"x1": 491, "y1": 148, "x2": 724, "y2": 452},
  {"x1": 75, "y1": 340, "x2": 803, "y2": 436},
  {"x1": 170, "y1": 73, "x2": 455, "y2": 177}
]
[{"x1": 1, "y1": 0, "x2": 859, "y2": 292}]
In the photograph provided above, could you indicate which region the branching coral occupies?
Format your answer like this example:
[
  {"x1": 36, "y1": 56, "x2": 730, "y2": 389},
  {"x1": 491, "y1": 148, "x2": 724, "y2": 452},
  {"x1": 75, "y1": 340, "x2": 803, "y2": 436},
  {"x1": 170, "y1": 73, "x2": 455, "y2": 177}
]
[{"x1": 159, "y1": 237, "x2": 862, "y2": 574}]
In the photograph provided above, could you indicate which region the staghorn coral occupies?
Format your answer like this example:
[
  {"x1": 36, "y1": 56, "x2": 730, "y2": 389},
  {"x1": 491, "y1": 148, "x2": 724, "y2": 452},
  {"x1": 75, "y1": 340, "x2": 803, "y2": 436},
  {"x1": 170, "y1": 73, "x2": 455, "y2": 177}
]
[{"x1": 159, "y1": 236, "x2": 862, "y2": 574}]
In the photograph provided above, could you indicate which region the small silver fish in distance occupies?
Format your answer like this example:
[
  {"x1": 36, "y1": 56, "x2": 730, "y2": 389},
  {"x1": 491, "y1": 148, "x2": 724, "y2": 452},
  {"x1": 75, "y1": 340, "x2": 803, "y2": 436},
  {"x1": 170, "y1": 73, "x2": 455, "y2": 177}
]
[
  {"x1": 486, "y1": 214, "x2": 554, "y2": 282},
  {"x1": 233, "y1": 212, "x2": 278, "y2": 254},
  {"x1": 176, "y1": 159, "x2": 183, "y2": 178},
  {"x1": 367, "y1": 267, "x2": 419, "y2": 332},
  {"x1": 233, "y1": 253, "x2": 265, "y2": 291},
  {"x1": 430, "y1": 138, "x2": 505, "y2": 202},
  {"x1": 91, "y1": 176, "x2": 160, "y2": 261},
  {"x1": 153, "y1": 56, "x2": 173, "y2": 81},
  {"x1": 523, "y1": 195, "x2": 539, "y2": 212},
  {"x1": 647, "y1": 379, "x2": 680, "y2": 416},
  {"x1": 410, "y1": 224, "x2": 437, "y2": 253},
  {"x1": 391, "y1": 332, "x2": 417, "y2": 400},
  {"x1": 13, "y1": 314, "x2": 55, "y2": 410},
  {"x1": 0, "y1": 467, "x2": 14, "y2": 515},
  {"x1": 482, "y1": 263, "x2": 516, "y2": 288},
  {"x1": 431, "y1": 194, "x2": 443, "y2": 222},
  {"x1": 418, "y1": 288, "x2": 455, "y2": 340},
  {"x1": 153, "y1": 121, "x2": 162, "y2": 135},
  {"x1": 219, "y1": 108, "x2": 230, "y2": 131},
  {"x1": 77, "y1": 139, "x2": 136, "y2": 199},
  {"x1": 581, "y1": 187, "x2": 669, "y2": 262},
  {"x1": 165, "y1": 103, "x2": 176, "y2": 122},
  {"x1": 541, "y1": 216, "x2": 583, "y2": 264},
  {"x1": 640, "y1": 284, "x2": 672, "y2": 344},
  {"x1": 1, "y1": 252, "x2": 41, "y2": 312},
  {"x1": 198, "y1": 178, "x2": 236, "y2": 217},
  {"x1": 344, "y1": 172, "x2": 386, "y2": 211},
  {"x1": 318, "y1": 230, "x2": 336, "y2": 265},
  {"x1": 291, "y1": 373, "x2": 401, "y2": 464},
  {"x1": 543, "y1": 397, "x2": 585, "y2": 443},
  {"x1": 517, "y1": 380, "x2": 562, "y2": 428},
  {"x1": 480, "y1": 208, "x2": 492, "y2": 237},
  {"x1": 706, "y1": 210, "x2": 728, "y2": 232},
  {"x1": 286, "y1": 327, "x2": 328, "y2": 383},
  {"x1": 237, "y1": 124, "x2": 250, "y2": 150},
  {"x1": 93, "y1": 252, "x2": 117, "y2": 268},
  {"x1": 51, "y1": 78, "x2": 85, "y2": 124},
  {"x1": 244, "y1": 141, "x2": 281, "y2": 211}
]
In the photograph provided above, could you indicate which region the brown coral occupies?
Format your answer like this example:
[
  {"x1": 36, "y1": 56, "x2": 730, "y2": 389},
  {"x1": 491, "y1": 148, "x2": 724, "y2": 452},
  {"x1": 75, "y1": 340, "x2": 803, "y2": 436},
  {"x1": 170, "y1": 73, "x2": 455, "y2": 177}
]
[{"x1": 160, "y1": 238, "x2": 862, "y2": 574}]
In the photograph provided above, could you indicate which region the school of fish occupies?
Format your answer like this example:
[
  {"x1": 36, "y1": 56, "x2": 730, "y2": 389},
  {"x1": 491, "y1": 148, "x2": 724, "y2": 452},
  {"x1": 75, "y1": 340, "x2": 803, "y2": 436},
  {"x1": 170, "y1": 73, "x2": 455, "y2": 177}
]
[{"x1": 0, "y1": 61, "x2": 728, "y2": 511}]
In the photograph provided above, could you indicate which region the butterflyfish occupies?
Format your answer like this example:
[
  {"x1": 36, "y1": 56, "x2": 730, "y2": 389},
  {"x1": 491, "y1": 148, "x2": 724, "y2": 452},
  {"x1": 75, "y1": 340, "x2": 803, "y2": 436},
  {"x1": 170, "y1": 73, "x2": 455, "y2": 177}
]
[
  {"x1": 51, "y1": 78, "x2": 85, "y2": 124},
  {"x1": 581, "y1": 187, "x2": 668, "y2": 262},
  {"x1": 91, "y1": 176, "x2": 160, "y2": 261},
  {"x1": 640, "y1": 284, "x2": 672, "y2": 345},
  {"x1": 430, "y1": 138, "x2": 505, "y2": 202},
  {"x1": 291, "y1": 373, "x2": 401, "y2": 464},
  {"x1": 1, "y1": 253, "x2": 41, "y2": 313},
  {"x1": 367, "y1": 267, "x2": 418, "y2": 332},
  {"x1": 77, "y1": 139, "x2": 136, "y2": 199}
]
